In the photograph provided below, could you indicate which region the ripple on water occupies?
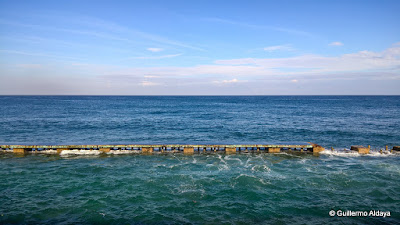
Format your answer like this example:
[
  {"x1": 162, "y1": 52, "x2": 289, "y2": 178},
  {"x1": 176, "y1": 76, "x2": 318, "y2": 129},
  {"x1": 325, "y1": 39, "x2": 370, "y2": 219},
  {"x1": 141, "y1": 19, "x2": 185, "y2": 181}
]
[{"x1": 0, "y1": 154, "x2": 399, "y2": 224}]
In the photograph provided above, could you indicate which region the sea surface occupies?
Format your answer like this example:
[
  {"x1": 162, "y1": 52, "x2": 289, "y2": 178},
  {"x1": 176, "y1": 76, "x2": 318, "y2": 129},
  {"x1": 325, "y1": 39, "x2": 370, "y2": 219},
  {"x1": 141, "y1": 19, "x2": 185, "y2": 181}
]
[{"x1": 0, "y1": 96, "x2": 399, "y2": 224}]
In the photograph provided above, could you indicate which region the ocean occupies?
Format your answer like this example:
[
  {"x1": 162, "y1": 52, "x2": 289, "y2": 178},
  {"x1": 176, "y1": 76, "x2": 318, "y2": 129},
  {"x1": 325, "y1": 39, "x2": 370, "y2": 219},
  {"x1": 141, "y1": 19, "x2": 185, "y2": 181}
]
[{"x1": 0, "y1": 96, "x2": 399, "y2": 224}]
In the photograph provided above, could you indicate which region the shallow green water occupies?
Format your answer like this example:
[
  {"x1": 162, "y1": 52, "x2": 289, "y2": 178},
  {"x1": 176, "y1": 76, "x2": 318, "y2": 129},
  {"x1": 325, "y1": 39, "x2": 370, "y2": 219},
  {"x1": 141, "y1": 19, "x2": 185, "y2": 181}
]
[{"x1": 0, "y1": 153, "x2": 399, "y2": 224}]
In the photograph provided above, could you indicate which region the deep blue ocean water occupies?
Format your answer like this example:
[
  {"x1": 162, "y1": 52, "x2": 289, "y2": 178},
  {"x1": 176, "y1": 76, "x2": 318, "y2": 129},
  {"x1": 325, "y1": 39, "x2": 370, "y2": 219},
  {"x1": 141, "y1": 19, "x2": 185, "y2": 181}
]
[
  {"x1": 0, "y1": 96, "x2": 399, "y2": 224},
  {"x1": 1, "y1": 96, "x2": 399, "y2": 148}
]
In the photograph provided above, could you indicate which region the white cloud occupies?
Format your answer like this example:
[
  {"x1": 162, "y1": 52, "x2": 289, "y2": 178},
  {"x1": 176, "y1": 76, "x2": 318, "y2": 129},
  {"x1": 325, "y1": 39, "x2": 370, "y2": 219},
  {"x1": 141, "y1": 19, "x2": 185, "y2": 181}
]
[
  {"x1": 94, "y1": 43, "x2": 400, "y2": 83},
  {"x1": 92, "y1": 43, "x2": 400, "y2": 91},
  {"x1": 147, "y1": 48, "x2": 163, "y2": 52},
  {"x1": 4, "y1": 43, "x2": 399, "y2": 95},
  {"x1": 212, "y1": 78, "x2": 247, "y2": 85},
  {"x1": 224, "y1": 78, "x2": 238, "y2": 83},
  {"x1": 139, "y1": 81, "x2": 160, "y2": 86},
  {"x1": 219, "y1": 78, "x2": 239, "y2": 83},
  {"x1": 215, "y1": 43, "x2": 400, "y2": 74},
  {"x1": 97, "y1": 42, "x2": 400, "y2": 83},
  {"x1": 263, "y1": 44, "x2": 293, "y2": 52},
  {"x1": 329, "y1": 41, "x2": 344, "y2": 46},
  {"x1": 144, "y1": 75, "x2": 160, "y2": 78}
]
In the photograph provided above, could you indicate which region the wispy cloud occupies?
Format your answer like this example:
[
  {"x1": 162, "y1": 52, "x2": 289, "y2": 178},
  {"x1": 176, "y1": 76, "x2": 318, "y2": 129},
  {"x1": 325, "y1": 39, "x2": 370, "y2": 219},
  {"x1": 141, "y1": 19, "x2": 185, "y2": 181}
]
[
  {"x1": 0, "y1": 49, "x2": 87, "y2": 61},
  {"x1": 0, "y1": 17, "x2": 205, "y2": 51},
  {"x1": 329, "y1": 41, "x2": 344, "y2": 46},
  {"x1": 147, "y1": 48, "x2": 163, "y2": 52},
  {"x1": 73, "y1": 17, "x2": 206, "y2": 51},
  {"x1": 16, "y1": 64, "x2": 43, "y2": 69},
  {"x1": 2, "y1": 35, "x2": 135, "y2": 54},
  {"x1": 203, "y1": 17, "x2": 314, "y2": 37},
  {"x1": 131, "y1": 53, "x2": 182, "y2": 60},
  {"x1": 263, "y1": 44, "x2": 294, "y2": 52}
]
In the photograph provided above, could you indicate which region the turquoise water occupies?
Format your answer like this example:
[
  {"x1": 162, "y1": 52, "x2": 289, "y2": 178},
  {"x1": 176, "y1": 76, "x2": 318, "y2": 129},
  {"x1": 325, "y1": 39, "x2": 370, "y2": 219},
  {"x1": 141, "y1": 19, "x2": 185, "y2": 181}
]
[
  {"x1": 0, "y1": 96, "x2": 400, "y2": 224},
  {"x1": 0, "y1": 153, "x2": 399, "y2": 224}
]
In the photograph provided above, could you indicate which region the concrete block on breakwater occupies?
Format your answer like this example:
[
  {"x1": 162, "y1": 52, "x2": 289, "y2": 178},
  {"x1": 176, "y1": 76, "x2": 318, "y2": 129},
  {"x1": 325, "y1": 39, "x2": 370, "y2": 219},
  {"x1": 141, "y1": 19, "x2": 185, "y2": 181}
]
[
  {"x1": 1, "y1": 144, "x2": 397, "y2": 155},
  {"x1": 350, "y1": 145, "x2": 370, "y2": 154}
]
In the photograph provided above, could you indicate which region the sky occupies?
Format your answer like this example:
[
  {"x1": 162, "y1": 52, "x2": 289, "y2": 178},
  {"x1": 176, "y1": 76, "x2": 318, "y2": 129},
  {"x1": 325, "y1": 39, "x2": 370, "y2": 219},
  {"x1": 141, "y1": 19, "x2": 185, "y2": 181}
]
[{"x1": 0, "y1": 0, "x2": 399, "y2": 95}]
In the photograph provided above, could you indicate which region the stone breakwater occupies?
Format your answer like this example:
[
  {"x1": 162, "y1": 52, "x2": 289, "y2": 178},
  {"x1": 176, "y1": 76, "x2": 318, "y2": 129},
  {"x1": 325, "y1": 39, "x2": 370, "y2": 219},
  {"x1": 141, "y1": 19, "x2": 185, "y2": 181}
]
[{"x1": 1, "y1": 144, "x2": 398, "y2": 155}]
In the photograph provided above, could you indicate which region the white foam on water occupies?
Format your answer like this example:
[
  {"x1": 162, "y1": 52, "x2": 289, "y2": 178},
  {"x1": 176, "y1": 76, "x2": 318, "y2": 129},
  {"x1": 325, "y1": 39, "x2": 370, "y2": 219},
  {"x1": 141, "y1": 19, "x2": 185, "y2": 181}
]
[
  {"x1": 251, "y1": 164, "x2": 271, "y2": 172},
  {"x1": 177, "y1": 186, "x2": 206, "y2": 196},
  {"x1": 32, "y1": 150, "x2": 58, "y2": 154},
  {"x1": 368, "y1": 151, "x2": 398, "y2": 157},
  {"x1": 320, "y1": 149, "x2": 397, "y2": 157},
  {"x1": 224, "y1": 155, "x2": 244, "y2": 165},
  {"x1": 234, "y1": 173, "x2": 254, "y2": 180},
  {"x1": 60, "y1": 149, "x2": 101, "y2": 156},
  {"x1": 176, "y1": 180, "x2": 206, "y2": 196},
  {"x1": 267, "y1": 172, "x2": 287, "y2": 180},
  {"x1": 298, "y1": 158, "x2": 310, "y2": 164},
  {"x1": 217, "y1": 164, "x2": 230, "y2": 171},
  {"x1": 305, "y1": 166, "x2": 313, "y2": 172},
  {"x1": 0, "y1": 150, "x2": 13, "y2": 153},
  {"x1": 233, "y1": 173, "x2": 270, "y2": 186},
  {"x1": 171, "y1": 154, "x2": 184, "y2": 163},
  {"x1": 107, "y1": 150, "x2": 141, "y2": 155},
  {"x1": 217, "y1": 154, "x2": 227, "y2": 164},
  {"x1": 168, "y1": 163, "x2": 186, "y2": 169},
  {"x1": 244, "y1": 157, "x2": 253, "y2": 168},
  {"x1": 215, "y1": 154, "x2": 230, "y2": 170},
  {"x1": 320, "y1": 150, "x2": 361, "y2": 157}
]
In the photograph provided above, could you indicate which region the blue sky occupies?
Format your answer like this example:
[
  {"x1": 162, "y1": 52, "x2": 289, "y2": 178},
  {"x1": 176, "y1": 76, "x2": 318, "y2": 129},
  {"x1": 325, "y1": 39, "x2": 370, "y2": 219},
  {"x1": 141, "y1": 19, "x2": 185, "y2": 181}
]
[{"x1": 0, "y1": 0, "x2": 399, "y2": 95}]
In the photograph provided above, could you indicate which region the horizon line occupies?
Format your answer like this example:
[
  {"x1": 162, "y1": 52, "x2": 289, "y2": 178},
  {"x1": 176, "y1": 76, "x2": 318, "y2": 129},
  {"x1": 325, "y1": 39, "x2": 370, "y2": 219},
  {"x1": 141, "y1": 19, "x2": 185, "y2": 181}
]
[{"x1": 1, "y1": 94, "x2": 400, "y2": 97}]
